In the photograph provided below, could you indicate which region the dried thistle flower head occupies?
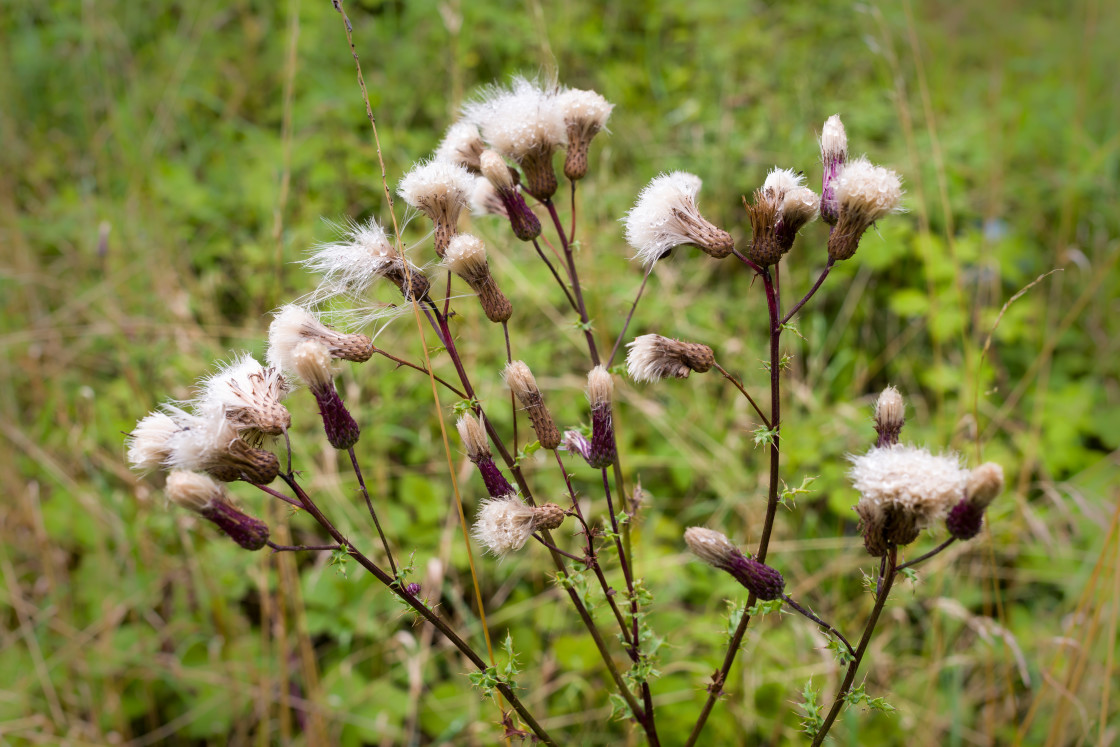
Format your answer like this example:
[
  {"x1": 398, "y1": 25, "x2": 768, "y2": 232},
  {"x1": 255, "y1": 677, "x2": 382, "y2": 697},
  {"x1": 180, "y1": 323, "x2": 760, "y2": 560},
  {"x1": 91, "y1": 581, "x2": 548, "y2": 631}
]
[
  {"x1": 464, "y1": 76, "x2": 565, "y2": 201},
  {"x1": 626, "y1": 334, "x2": 715, "y2": 384},
  {"x1": 946, "y1": 462, "x2": 1005, "y2": 540},
  {"x1": 291, "y1": 339, "x2": 336, "y2": 391},
  {"x1": 445, "y1": 233, "x2": 512, "y2": 323},
  {"x1": 398, "y1": 159, "x2": 475, "y2": 257},
  {"x1": 873, "y1": 385, "x2": 905, "y2": 447},
  {"x1": 292, "y1": 340, "x2": 360, "y2": 450},
  {"x1": 456, "y1": 413, "x2": 491, "y2": 462},
  {"x1": 624, "y1": 171, "x2": 734, "y2": 266},
  {"x1": 165, "y1": 470, "x2": 270, "y2": 550},
  {"x1": 503, "y1": 360, "x2": 561, "y2": 449},
  {"x1": 684, "y1": 527, "x2": 785, "y2": 601},
  {"x1": 744, "y1": 182, "x2": 785, "y2": 267},
  {"x1": 267, "y1": 305, "x2": 373, "y2": 379},
  {"x1": 303, "y1": 217, "x2": 429, "y2": 302},
  {"x1": 479, "y1": 149, "x2": 541, "y2": 241},
  {"x1": 435, "y1": 120, "x2": 486, "y2": 173},
  {"x1": 200, "y1": 353, "x2": 291, "y2": 442},
  {"x1": 471, "y1": 177, "x2": 508, "y2": 218},
  {"x1": 849, "y1": 444, "x2": 967, "y2": 555},
  {"x1": 162, "y1": 404, "x2": 279, "y2": 485},
  {"x1": 819, "y1": 114, "x2": 848, "y2": 225},
  {"x1": 127, "y1": 410, "x2": 181, "y2": 472},
  {"x1": 556, "y1": 87, "x2": 613, "y2": 181},
  {"x1": 747, "y1": 168, "x2": 820, "y2": 264},
  {"x1": 827, "y1": 156, "x2": 904, "y2": 261},
  {"x1": 472, "y1": 494, "x2": 566, "y2": 556},
  {"x1": 585, "y1": 365, "x2": 616, "y2": 469}
]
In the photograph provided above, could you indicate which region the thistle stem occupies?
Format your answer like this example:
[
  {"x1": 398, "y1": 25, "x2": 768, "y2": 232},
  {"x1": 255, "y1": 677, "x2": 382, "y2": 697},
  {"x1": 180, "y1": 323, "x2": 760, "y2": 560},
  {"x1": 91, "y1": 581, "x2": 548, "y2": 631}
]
[
  {"x1": 348, "y1": 446, "x2": 397, "y2": 577},
  {"x1": 607, "y1": 267, "x2": 653, "y2": 369},
  {"x1": 782, "y1": 594, "x2": 855, "y2": 658},
  {"x1": 897, "y1": 538, "x2": 957, "y2": 571},
  {"x1": 782, "y1": 258, "x2": 836, "y2": 326},
  {"x1": 713, "y1": 362, "x2": 771, "y2": 428},
  {"x1": 544, "y1": 198, "x2": 600, "y2": 365},
  {"x1": 267, "y1": 541, "x2": 341, "y2": 553}
]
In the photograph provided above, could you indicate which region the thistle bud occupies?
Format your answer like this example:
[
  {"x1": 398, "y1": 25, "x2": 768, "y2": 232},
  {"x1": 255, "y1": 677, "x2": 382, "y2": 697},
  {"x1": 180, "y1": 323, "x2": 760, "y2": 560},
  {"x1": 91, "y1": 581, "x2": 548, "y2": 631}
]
[
  {"x1": 873, "y1": 386, "x2": 905, "y2": 447},
  {"x1": 684, "y1": 527, "x2": 785, "y2": 601},
  {"x1": 819, "y1": 114, "x2": 848, "y2": 225},
  {"x1": 472, "y1": 494, "x2": 567, "y2": 556},
  {"x1": 503, "y1": 360, "x2": 561, "y2": 450},
  {"x1": 456, "y1": 414, "x2": 515, "y2": 499},
  {"x1": 480, "y1": 150, "x2": 542, "y2": 241},
  {"x1": 445, "y1": 234, "x2": 513, "y2": 323},
  {"x1": 166, "y1": 470, "x2": 270, "y2": 551},
  {"x1": 586, "y1": 365, "x2": 616, "y2": 469},
  {"x1": 946, "y1": 462, "x2": 1005, "y2": 540},
  {"x1": 626, "y1": 334, "x2": 715, "y2": 384}
]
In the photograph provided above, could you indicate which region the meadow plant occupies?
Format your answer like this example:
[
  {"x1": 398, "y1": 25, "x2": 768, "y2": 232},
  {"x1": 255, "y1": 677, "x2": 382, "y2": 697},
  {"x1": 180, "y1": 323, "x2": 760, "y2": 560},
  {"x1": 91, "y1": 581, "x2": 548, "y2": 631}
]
[{"x1": 125, "y1": 15, "x2": 1009, "y2": 744}]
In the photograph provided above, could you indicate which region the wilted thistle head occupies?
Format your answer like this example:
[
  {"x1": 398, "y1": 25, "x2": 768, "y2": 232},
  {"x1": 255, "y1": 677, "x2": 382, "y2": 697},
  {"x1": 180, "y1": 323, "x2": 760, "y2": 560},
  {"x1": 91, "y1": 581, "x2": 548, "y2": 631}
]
[
  {"x1": 470, "y1": 176, "x2": 509, "y2": 218},
  {"x1": 398, "y1": 159, "x2": 475, "y2": 257},
  {"x1": 746, "y1": 168, "x2": 820, "y2": 266},
  {"x1": 479, "y1": 149, "x2": 541, "y2": 241},
  {"x1": 555, "y1": 87, "x2": 613, "y2": 181},
  {"x1": 946, "y1": 462, "x2": 1005, "y2": 540},
  {"x1": 136, "y1": 403, "x2": 279, "y2": 485},
  {"x1": 684, "y1": 527, "x2": 786, "y2": 601},
  {"x1": 827, "y1": 156, "x2": 904, "y2": 261},
  {"x1": 266, "y1": 305, "x2": 373, "y2": 380},
  {"x1": 472, "y1": 494, "x2": 566, "y2": 556},
  {"x1": 302, "y1": 217, "x2": 429, "y2": 302},
  {"x1": 464, "y1": 76, "x2": 565, "y2": 201},
  {"x1": 503, "y1": 360, "x2": 561, "y2": 450},
  {"x1": 819, "y1": 114, "x2": 848, "y2": 225},
  {"x1": 873, "y1": 385, "x2": 905, "y2": 447},
  {"x1": 291, "y1": 339, "x2": 361, "y2": 450},
  {"x1": 626, "y1": 334, "x2": 715, "y2": 384},
  {"x1": 849, "y1": 444, "x2": 967, "y2": 556},
  {"x1": 435, "y1": 120, "x2": 487, "y2": 173},
  {"x1": 199, "y1": 353, "x2": 291, "y2": 444},
  {"x1": 445, "y1": 233, "x2": 512, "y2": 323},
  {"x1": 624, "y1": 171, "x2": 734, "y2": 267},
  {"x1": 456, "y1": 412, "x2": 515, "y2": 498},
  {"x1": 165, "y1": 470, "x2": 270, "y2": 550}
]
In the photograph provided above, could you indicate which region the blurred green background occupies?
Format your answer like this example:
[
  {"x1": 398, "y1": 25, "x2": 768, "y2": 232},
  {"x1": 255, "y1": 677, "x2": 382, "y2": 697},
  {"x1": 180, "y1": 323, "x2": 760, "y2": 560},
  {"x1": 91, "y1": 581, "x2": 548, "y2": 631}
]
[{"x1": 2, "y1": 0, "x2": 1118, "y2": 744}]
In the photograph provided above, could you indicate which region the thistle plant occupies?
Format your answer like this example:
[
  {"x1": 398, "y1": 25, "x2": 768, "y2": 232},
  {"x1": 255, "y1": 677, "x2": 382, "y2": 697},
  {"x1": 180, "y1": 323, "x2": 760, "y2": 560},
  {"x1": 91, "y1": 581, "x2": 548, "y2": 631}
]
[{"x1": 123, "y1": 10, "x2": 1010, "y2": 743}]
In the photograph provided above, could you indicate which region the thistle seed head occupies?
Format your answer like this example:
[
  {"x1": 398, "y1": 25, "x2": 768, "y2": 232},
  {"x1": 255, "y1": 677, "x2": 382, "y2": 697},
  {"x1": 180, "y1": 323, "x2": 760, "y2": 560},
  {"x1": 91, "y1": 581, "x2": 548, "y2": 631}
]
[
  {"x1": 456, "y1": 413, "x2": 491, "y2": 463},
  {"x1": 820, "y1": 114, "x2": 848, "y2": 225},
  {"x1": 302, "y1": 217, "x2": 429, "y2": 303},
  {"x1": 827, "y1": 157, "x2": 904, "y2": 261},
  {"x1": 873, "y1": 385, "x2": 905, "y2": 447},
  {"x1": 166, "y1": 471, "x2": 270, "y2": 550},
  {"x1": 435, "y1": 120, "x2": 486, "y2": 173},
  {"x1": 556, "y1": 87, "x2": 613, "y2": 181},
  {"x1": 267, "y1": 305, "x2": 373, "y2": 379},
  {"x1": 503, "y1": 360, "x2": 560, "y2": 449},
  {"x1": 472, "y1": 494, "x2": 566, "y2": 556},
  {"x1": 626, "y1": 334, "x2": 715, "y2": 384},
  {"x1": 398, "y1": 159, "x2": 474, "y2": 256},
  {"x1": 200, "y1": 353, "x2": 291, "y2": 442},
  {"x1": 624, "y1": 172, "x2": 733, "y2": 266}
]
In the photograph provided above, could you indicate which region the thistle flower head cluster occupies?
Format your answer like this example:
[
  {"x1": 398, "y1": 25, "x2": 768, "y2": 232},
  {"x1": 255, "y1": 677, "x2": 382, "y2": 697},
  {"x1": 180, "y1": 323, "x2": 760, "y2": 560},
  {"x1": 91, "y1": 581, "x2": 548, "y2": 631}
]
[
  {"x1": 555, "y1": 87, "x2": 613, "y2": 181},
  {"x1": 464, "y1": 76, "x2": 566, "y2": 201},
  {"x1": 199, "y1": 353, "x2": 291, "y2": 443},
  {"x1": 827, "y1": 156, "x2": 904, "y2": 261},
  {"x1": 445, "y1": 233, "x2": 512, "y2": 323},
  {"x1": 626, "y1": 334, "x2": 715, "y2": 383},
  {"x1": 303, "y1": 217, "x2": 429, "y2": 302},
  {"x1": 849, "y1": 444, "x2": 968, "y2": 555},
  {"x1": 398, "y1": 159, "x2": 475, "y2": 257},
  {"x1": 472, "y1": 494, "x2": 566, "y2": 556},
  {"x1": 624, "y1": 171, "x2": 734, "y2": 267},
  {"x1": 266, "y1": 305, "x2": 373, "y2": 380},
  {"x1": 435, "y1": 120, "x2": 487, "y2": 173},
  {"x1": 165, "y1": 470, "x2": 270, "y2": 550},
  {"x1": 128, "y1": 403, "x2": 280, "y2": 485},
  {"x1": 503, "y1": 360, "x2": 561, "y2": 450},
  {"x1": 684, "y1": 527, "x2": 786, "y2": 600}
]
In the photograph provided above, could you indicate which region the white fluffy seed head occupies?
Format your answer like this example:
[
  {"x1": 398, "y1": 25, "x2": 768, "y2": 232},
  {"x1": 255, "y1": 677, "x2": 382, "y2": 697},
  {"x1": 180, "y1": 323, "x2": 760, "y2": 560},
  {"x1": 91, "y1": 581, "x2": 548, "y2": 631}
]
[
  {"x1": 164, "y1": 403, "x2": 240, "y2": 473},
  {"x1": 835, "y1": 156, "x2": 904, "y2": 227},
  {"x1": 444, "y1": 233, "x2": 489, "y2": 278},
  {"x1": 472, "y1": 494, "x2": 539, "y2": 556},
  {"x1": 456, "y1": 414, "x2": 491, "y2": 462},
  {"x1": 624, "y1": 171, "x2": 731, "y2": 266},
  {"x1": 302, "y1": 218, "x2": 417, "y2": 302},
  {"x1": 471, "y1": 177, "x2": 508, "y2": 218},
  {"x1": 849, "y1": 444, "x2": 967, "y2": 532},
  {"x1": 763, "y1": 167, "x2": 806, "y2": 195},
  {"x1": 127, "y1": 410, "x2": 181, "y2": 472},
  {"x1": 398, "y1": 159, "x2": 474, "y2": 220},
  {"x1": 626, "y1": 334, "x2": 715, "y2": 383},
  {"x1": 165, "y1": 470, "x2": 226, "y2": 512},
  {"x1": 874, "y1": 386, "x2": 905, "y2": 434},
  {"x1": 267, "y1": 304, "x2": 371, "y2": 377},
  {"x1": 586, "y1": 365, "x2": 613, "y2": 409},
  {"x1": 435, "y1": 120, "x2": 486, "y2": 172},
  {"x1": 198, "y1": 353, "x2": 291, "y2": 438},
  {"x1": 464, "y1": 76, "x2": 566, "y2": 161},
  {"x1": 556, "y1": 87, "x2": 613, "y2": 135},
  {"x1": 291, "y1": 340, "x2": 335, "y2": 390},
  {"x1": 502, "y1": 360, "x2": 539, "y2": 402},
  {"x1": 781, "y1": 186, "x2": 820, "y2": 226},
  {"x1": 684, "y1": 527, "x2": 738, "y2": 568},
  {"x1": 479, "y1": 149, "x2": 514, "y2": 191},
  {"x1": 821, "y1": 114, "x2": 848, "y2": 163}
]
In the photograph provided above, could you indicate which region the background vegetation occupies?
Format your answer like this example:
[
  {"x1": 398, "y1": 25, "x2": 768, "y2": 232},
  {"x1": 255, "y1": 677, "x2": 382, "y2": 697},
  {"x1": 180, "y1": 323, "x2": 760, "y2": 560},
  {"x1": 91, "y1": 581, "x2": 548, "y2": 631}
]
[{"x1": 2, "y1": 0, "x2": 1118, "y2": 744}]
